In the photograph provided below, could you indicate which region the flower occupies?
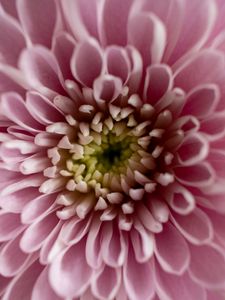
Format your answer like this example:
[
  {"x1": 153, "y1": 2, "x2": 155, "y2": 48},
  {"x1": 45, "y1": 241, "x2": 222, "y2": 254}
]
[{"x1": 0, "y1": 0, "x2": 225, "y2": 299}]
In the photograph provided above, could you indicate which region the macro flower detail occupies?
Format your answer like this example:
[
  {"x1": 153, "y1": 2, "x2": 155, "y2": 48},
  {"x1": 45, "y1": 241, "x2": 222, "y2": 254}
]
[{"x1": 1, "y1": 0, "x2": 225, "y2": 299}]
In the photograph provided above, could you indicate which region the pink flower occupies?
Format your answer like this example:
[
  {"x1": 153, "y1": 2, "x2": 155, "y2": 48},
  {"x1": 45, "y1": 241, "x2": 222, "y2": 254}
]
[{"x1": 0, "y1": 0, "x2": 225, "y2": 299}]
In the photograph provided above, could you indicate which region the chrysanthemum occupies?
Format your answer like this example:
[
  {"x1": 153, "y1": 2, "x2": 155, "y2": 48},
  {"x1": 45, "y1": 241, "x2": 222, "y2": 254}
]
[{"x1": 1, "y1": 0, "x2": 225, "y2": 299}]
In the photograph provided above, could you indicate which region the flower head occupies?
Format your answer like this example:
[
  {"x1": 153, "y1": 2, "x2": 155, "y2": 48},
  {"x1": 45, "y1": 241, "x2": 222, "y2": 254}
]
[{"x1": 0, "y1": 0, "x2": 225, "y2": 299}]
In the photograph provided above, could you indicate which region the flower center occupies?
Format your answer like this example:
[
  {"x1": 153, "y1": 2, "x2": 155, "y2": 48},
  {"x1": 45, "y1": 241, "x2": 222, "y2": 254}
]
[{"x1": 42, "y1": 98, "x2": 180, "y2": 222}]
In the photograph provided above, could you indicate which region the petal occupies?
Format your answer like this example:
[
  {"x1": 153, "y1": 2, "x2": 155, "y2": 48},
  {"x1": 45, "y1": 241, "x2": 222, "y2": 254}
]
[
  {"x1": 174, "y1": 50, "x2": 225, "y2": 92},
  {"x1": 169, "y1": 0, "x2": 216, "y2": 63},
  {"x1": 99, "y1": 0, "x2": 134, "y2": 46},
  {"x1": 49, "y1": 240, "x2": 93, "y2": 299},
  {"x1": 181, "y1": 84, "x2": 219, "y2": 119},
  {"x1": 155, "y1": 222, "x2": 190, "y2": 275},
  {"x1": 2, "y1": 260, "x2": 43, "y2": 300},
  {"x1": 200, "y1": 112, "x2": 225, "y2": 141},
  {"x1": 106, "y1": 46, "x2": 131, "y2": 83},
  {"x1": 166, "y1": 184, "x2": 195, "y2": 215},
  {"x1": 71, "y1": 38, "x2": 103, "y2": 87},
  {"x1": 174, "y1": 163, "x2": 215, "y2": 187},
  {"x1": 26, "y1": 92, "x2": 64, "y2": 125},
  {"x1": 17, "y1": 0, "x2": 57, "y2": 48},
  {"x1": 0, "y1": 0, "x2": 18, "y2": 19},
  {"x1": 19, "y1": 46, "x2": 64, "y2": 95},
  {"x1": 93, "y1": 75, "x2": 123, "y2": 102},
  {"x1": 123, "y1": 246, "x2": 154, "y2": 300},
  {"x1": 155, "y1": 263, "x2": 206, "y2": 300},
  {"x1": 21, "y1": 193, "x2": 56, "y2": 224},
  {"x1": 0, "y1": 10, "x2": 25, "y2": 66},
  {"x1": 0, "y1": 233, "x2": 29, "y2": 277},
  {"x1": 85, "y1": 217, "x2": 103, "y2": 269},
  {"x1": 32, "y1": 267, "x2": 61, "y2": 300},
  {"x1": 171, "y1": 208, "x2": 213, "y2": 245},
  {"x1": 1, "y1": 92, "x2": 42, "y2": 132},
  {"x1": 52, "y1": 32, "x2": 75, "y2": 80},
  {"x1": 101, "y1": 221, "x2": 127, "y2": 267},
  {"x1": 176, "y1": 133, "x2": 209, "y2": 166},
  {"x1": 131, "y1": 220, "x2": 154, "y2": 263},
  {"x1": 189, "y1": 244, "x2": 225, "y2": 289},
  {"x1": 144, "y1": 64, "x2": 173, "y2": 105},
  {"x1": 140, "y1": 0, "x2": 184, "y2": 62},
  {"x1": 128, "y1": 12, "x2": 166, "y2": 67},
  {"x1": 20, "y1": 211, "x2": 59, "y2": 253},
  {"x1": 0, "y1": 212, "x2": 23, "y2": 242},
  {"x1": 0, "y1": 187, "x2": 39, "y2": 213},
  {"x1": 60, "y1": 0, "x2": 98, "y2": 41},
  {"x1": 92, "y1": 265, "x2": 121, "y2": 300},
  {"x1": 0, "y1": 69, "x2": 25, "y2": 95}
]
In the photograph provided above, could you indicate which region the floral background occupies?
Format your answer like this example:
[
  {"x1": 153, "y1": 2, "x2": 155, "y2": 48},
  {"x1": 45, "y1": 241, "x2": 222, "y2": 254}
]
[{"x1": 0, "y1": 0, "x2": 225, "y2": 299}]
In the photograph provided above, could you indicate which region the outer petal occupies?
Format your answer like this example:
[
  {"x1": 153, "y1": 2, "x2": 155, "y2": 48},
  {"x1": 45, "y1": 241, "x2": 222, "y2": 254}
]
[
  {"x1": 49, "y1": 240, "x2": 93, "y2": 299},
  {"x1": 154, "y1": 222, "x2": 190, "y2": 275},
  {"x1": 99, "y1": 0, "x2": 134, "y2": 46},
  {"x1": 71, "y1": 38, "x2": 103, "y2": 87},
  {"x1": 123, "y1": 246, "x2": 155, "y2": 300},
  {"x1": 128, "y1": 12, "x2": 166, "y2": 67},
  {"x1": 155, "y1": 262, "x2": 206, "y2": 300},
  {"x1": 91, "y1": 265, "x2": 121, "y2": 300},
  {"x1": 0, "y1": 10, "x2": 26, "y2": 66},
  {"x1": 17, "y1": 0, "x2": 57, "y2": 48},
  {"x1": 189, "y1": 244, "x2": 225, "y2": 290}
]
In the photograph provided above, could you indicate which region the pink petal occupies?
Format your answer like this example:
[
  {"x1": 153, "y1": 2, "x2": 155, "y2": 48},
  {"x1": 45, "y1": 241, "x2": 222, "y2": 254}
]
[
  {"x1": 17, "y1": 0, "x2": 57, "y2": 48},
  {"x1": 21, "y1": 193, "x2": 56, "y2": 224},
  {"x1": 189, "y1": 244, "x2": 225, "y2": 289},
  {"x1": 123, "y1": 246, "x2": 154, "y2": 300},
  {"x1": 26, "y1": 92, "x2": 64, "y2": 125},
  {"x1": 49, "y1": 240, "x2": 93, "y2": 298},
  {"x1": 140, "y1": 0, "x2": 184, "y2": 62},
  {"x1": 71, "y1": 38, "x2": 103, "y2": 87},
  {"x1": 144, "y1": 64, "x2": 173, "y2": 105},
  {"x1": 93, "y1": 75, "x2": 123, "y2": 102},
  {"x1": 181, "y1": 84, "x2": 219, "y2": 119},
  {"x1": 32, "y1": 267, "x2": 62, "y2": 300},
  {"x1": 174, "y1": 50, "x2": 224, "y2": 92},
  {"x1": 1, "y1": 92, "x2": 42, "y2": 132},
  {"x1": 20, "y1": 211, "x2": 59, "y2": 253},
  {"x1": 0, "y1": 187, "x2": 39, "y2": 213},
  {"x1": 171, "y1": 208, "x2": 213, "y2": 245},
  {"x1": 174, "y1": 163, "x2": 215, "y2": 187},
  {"x1": 128, "y1": 12, "x2": 166, "y2": 67},
  {"x1": 85, "y1": 217, "x2": 103, "y2": 269},
  {"x1": 155, "y1": 222, "x2": 190, "y2": 275},
  {"x1": 0, "y1": 69, "x2": 25, "y2": 95},
  {"x1": 100, "y1": 0, "x2": 134, "y2": 46},
  {"x1": 92, "y1": 265, "x2": 121, "y2": 300},
  {"x1": 0, "y1": 0, "x2": 18, "y2": 19},
  {"x1": 0, "y1": 10, "x2": 25, "y2": 66},
  {"x1": 60, "y1": 0, "x2": 98, "y2": 41},
  {"x1": 200, "y1": 112, "x2": 225, "y2": 141},
  {"x1": 169, "y1": 0, "x2": 216, "y2": 63},
  {"x1": 101, "y1": 221, "x2": 126, "y2": 267},
  {"x1": 131, "y1": 221, "x2": 154, "y2": 263},
  {"x1": 52, "y1": 32, "x2": 75, "y2": 80},
  {"x1": 106, "y1": 46, "x2": 131, "y2": 83},
  {"x1": 60, "y1": 215, "x2": 92, "y2": 245},
  {"x1": 0, "y1": 212, "x2": 24, "y2": 242},
  {"x1": 19, "y1": 46, "x2": 64, "y2": 95},
  {"x1": 155, "y1": 263, "x2": 206, "y2": 300},
  {"x1": 0, "y1": 233, "x2": 29, "y2": 277},
  {"x1": 2, "y1": 260, "x2": 43, "y2": 300},
  {"x1": 176, "y1": 133, "x2": 209, "y2": 166}
]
